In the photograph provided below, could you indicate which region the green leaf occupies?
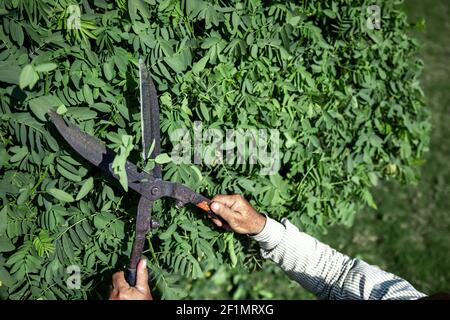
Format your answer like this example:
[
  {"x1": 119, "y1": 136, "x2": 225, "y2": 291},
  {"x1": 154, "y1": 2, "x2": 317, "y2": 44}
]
[
  {"x1": 199, "y1": 103, "x2": 209, "y2": 121},
  {"x1": 190, "y1": 165, "x2": 203, "y2": 183},
  {"x1": 159, "y1": 223, "x2": 177, "y2": 240},
  {"x1": 92, "y1": 102, "x2": 111, "y2": 112},
  {"x1": 62, "y1": 234, "x2": 74, "y2": 258},
  {"x1": 28, "y1": 95, "x2": 63, "y2": 121},
  {"x1": 368, "y1": 172, "x2": 378, "y2": 186},
  {"x1": 323, "y1": 9, "x2": 337, "y2": 18},
  {"x1": 155, "y1": 153, "x2": 172, "y2": 164},
  {"x1": 192, "y1": 56, "x2": 209, "y2": 74},
  {"x1": 57, "y1": 164, "x2": 82, "y2": 182},
  {"x1": 144, "y1": 159, "x2": 155, "y2": 172},
  {"x1": 0, "y1": 238, "x2": 15, "y2": 252},
  {"x1": 370, "y1": 134, "x2": 383, "y2": 148},
  {"x1": 201, "y1": 36, "x2": 221, "y2": 49},
  {"x1": 0, "y1": 207, "x2": 7, "y2": 236},
  {"x1": 35, "y1": 63, "x2": 57, "y2": 73},
  {"x1": 112, "y1": 134, "x2": 134, "y2": 191},
  {"x1": 157, "y1": 61, "x2": 172, "y2": 79},
  {"x1": 164, "y1": 54, "x2": 186, "y2": 73},
  {"x1": 9, "y1": 146, "x2": 28, "y2": 162},
  {"x1": 56, "y1": 104, "x2": 67, "y2": 115},
  {"x1": 19, "y1": 64, "x2": 39, "y2": 89},
  {"x1": 227, "y1": 236, "x2": 237, "y2": 268},
  {"x1": 0, "y1": 62, "x2": 21, "y2": 85},
  {"x1": 76, "y1": 177, "x2": 94, "y2": 201},
  {"x1": 128, "y1": 0, "x2": 150, "y2": 22},
  {"x1": 361, "y1": 189, "x2": 377, "y2": 209},
  {"x1": 0, "y1": 266, "x2": 15, "y2": 287},
  {"x1": 10, "y1": 20, "x2": 24, "y2": 45},
  {"x1": 48, "y1": 188, "x2": 75, "y2": 202},
  {"x1": 117, "y1": 101, "x2": 130, "y2": 120},
  {"x1": 83, "y1": 84, "x2": 94, "y2": 105},
  {"x1": 94, "y1": 212, "x2": 115, "y2": 230},
  {"x1": 32, "y1": 230, "x2": 55, "y2": 257},
  {"x1": 103, "y1": 61, "x2": 115, "y2": 81},
  {"x1": 287, "y1": 16, "x2": 301, "y2": 27}
]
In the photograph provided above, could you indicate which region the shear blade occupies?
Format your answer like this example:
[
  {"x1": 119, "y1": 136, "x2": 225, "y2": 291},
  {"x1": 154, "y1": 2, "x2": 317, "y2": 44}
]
[
  {"x1": 49, "y1": 111, "x2": 109, "y2": 167},
  {"x1": 48, "y1": 111, "x2": 154, "y2": 197},
  {"x1": 139, "y1": 58, "x2": 162, "y2": 179}
]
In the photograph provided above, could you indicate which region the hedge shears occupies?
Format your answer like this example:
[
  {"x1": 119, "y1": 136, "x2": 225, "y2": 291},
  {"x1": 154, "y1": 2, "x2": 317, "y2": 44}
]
[{"x1": 49, "y1": 59, "x2": 217, "y2": 286}]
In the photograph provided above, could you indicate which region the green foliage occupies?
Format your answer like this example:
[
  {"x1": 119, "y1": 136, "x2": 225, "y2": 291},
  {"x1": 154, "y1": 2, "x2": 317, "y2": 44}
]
[
  {"x1": 111, "y1": 134, "x2": 134, "y2": 191},
  {"x1": 33, "y1": 230, "x2": 55, "y2": 257},
  {"x1": 0, "y1": 0, "x2": 429, "y2": 299}
]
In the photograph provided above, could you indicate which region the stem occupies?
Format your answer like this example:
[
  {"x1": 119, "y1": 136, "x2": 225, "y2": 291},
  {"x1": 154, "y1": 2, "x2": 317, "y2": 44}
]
[
  {"x1": 29, "y1": 168, "x2": 48, "y2": 196},
  {"x1": 44, "y1": 72, "x2": 49, "y2": 95},
  {"x1": 296, "y1": 163, "x2": 315, "y2": 192},
  {"x1": 330, "y1": 179, "x2": 351, "y2": 186},
  {"x1": 146, "y1": 236, "x2": 159, "y2": 267},
  {"x1": 55, "y1": 217, "x2": 88, "y2": 240},
  {"x1": 55, "y1": 211, "x2": 105, "y2": 240}
]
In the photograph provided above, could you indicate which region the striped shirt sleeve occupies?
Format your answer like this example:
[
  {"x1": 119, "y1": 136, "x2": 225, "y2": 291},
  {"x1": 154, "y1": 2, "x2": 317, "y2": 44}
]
[{"x1": 250, "y1": 216, "x2": 426, "y2": 300}]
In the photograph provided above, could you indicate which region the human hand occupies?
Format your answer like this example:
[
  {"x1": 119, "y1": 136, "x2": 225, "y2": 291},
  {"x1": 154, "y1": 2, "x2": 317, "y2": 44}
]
[
  {"x1": 209, "y1": 194, "x2": 266, "y2": 235},
  {"x1": 109, "y1": 258, "x2": 153, "y2": 300}
]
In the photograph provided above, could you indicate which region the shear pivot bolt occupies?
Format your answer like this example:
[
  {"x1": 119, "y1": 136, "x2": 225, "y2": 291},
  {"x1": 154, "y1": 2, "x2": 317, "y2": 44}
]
[
  {"x1": 151, "y1": 187, "x2": 159, "y2": 196},
  {"x1": 175, "y1": 200, "x2": 185, "y2": 208},
  {"x1": 151, "y1": 219, "x2": 160, "y2": 229}
]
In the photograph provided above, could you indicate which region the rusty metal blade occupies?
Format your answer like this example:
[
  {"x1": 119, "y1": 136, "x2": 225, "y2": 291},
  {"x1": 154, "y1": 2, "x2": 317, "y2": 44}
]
[
  {"x1": 48, "y1": 111, "x2": 154, "y2": 197},
  {"x1": 139, "y1": 58, "x2": 162, "y2": 178},
  {"x1": 126, "y1": 196, "x2": 152, "y2": 286}
]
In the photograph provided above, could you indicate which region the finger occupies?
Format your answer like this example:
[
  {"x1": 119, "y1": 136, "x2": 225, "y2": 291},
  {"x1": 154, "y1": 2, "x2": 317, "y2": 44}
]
[
  {"x1": 108, "y1": 285, "x2": 116, "y2": 299},
  {"x1": 214, "y1": 217, "x2": 232, "y2": 231},
  {"x1": 208, "y1": 212, "x2": 223, "y2": 227},
  {"x1": 210, "y1": 201, "x2": 236, "y2": 223},
  {"x1": 135, "y1": 258, "x2": 149, "y2": 292},
  {"x1": 210, "y1": 217, "x2": 223, "y2": 227},
  {"x1": 112, "y1": 271, "x2": 122, "y2": 286},
  {"x1": 211, "y1": 194, "x2": 242, "y2": 208},
  {"x1": 109, "y1": 292, "x2": 118, "y2": 300},
  {"x1": 222, "y1": 223, "x2": 232, "y2": 231},
  {"x1": 112, "y1": 271, "x2": 130, "y2": 291}
]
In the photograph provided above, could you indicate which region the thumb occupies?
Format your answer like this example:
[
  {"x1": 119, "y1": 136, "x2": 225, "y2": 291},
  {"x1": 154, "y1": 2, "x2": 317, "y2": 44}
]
[
  {"x1": 135, "y1": 258, "x2": 149, "y2": 291},
  {"x1": 210, "y1": 201, "x2": 235, "y2": 223}
]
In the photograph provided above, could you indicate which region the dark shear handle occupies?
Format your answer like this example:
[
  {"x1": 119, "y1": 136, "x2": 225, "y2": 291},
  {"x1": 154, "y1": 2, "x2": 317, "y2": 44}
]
[
  {"x1": 126, "y1": 197, "x2": 152, "y2": 287},
  {"x1": 126, "y1": 268, "x2": 137, "y2": 287}
]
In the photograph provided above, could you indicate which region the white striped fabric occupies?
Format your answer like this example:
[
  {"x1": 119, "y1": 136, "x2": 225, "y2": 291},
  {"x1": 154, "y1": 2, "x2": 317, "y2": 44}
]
[{"x1": 250, "y1": 217, "x2": 427, "y2": 300}]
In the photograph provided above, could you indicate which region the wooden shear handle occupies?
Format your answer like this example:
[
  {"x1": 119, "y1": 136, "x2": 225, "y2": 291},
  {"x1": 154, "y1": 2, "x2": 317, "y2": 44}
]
[{"x1": 194, "y1": 197, "x2": 222, "y2": 220}]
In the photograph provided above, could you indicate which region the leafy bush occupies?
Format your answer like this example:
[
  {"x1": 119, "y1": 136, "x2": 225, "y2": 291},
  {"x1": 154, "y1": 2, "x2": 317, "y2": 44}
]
[{"x1": 0, "y1": 0, "x2": 429, "y2": 299}]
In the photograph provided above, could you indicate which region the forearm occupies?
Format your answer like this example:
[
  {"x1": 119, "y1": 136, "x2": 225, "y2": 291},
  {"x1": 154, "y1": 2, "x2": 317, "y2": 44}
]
[{"x1": 251, "y1": 216, "x2": 426, "y2": 300}]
